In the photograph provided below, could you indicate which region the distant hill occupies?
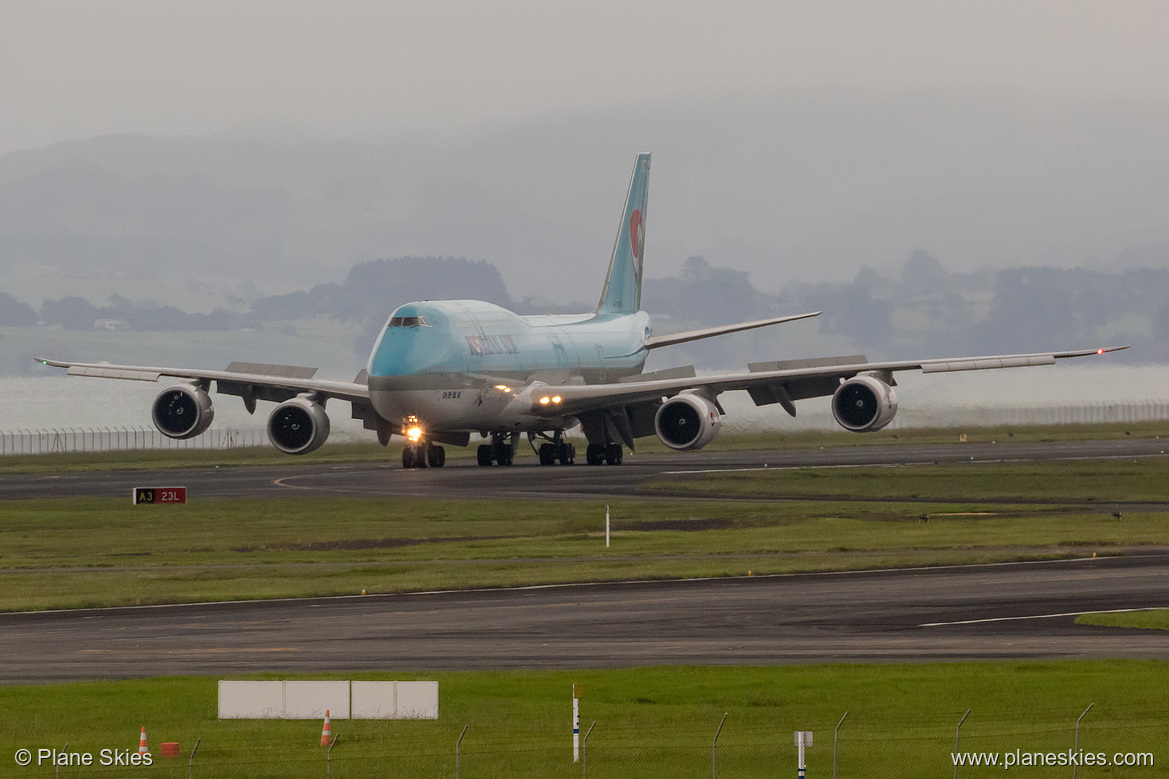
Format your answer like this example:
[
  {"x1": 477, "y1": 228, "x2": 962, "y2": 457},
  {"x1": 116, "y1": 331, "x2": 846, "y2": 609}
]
[{"x1": 4, "y1": 92, "x2": 1169, "y2": 314}]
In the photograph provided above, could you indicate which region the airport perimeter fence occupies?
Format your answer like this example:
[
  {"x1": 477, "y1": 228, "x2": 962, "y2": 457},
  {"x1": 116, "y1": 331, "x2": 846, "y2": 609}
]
[
  {"x1": 884, "y1": 399, "x2": 1169, "y2": 430},
  {"x1": 35, "y1": 707, "x2": 1166, "y2": 778},
  {"x1": 0, "y1": 426, "x2": 267, "y2": 456}
]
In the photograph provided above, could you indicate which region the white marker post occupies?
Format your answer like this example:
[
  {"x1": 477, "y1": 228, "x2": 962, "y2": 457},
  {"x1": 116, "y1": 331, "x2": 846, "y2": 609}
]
[
  {"x1": 573, "y1": 683, "x2": 582, "y2": 762},
  {"x1": 605, "y1": 506, "x2": 610, "y2": 548},
  {"x1": 795, "y1": 731, "x2": 813, "y2": 778}
]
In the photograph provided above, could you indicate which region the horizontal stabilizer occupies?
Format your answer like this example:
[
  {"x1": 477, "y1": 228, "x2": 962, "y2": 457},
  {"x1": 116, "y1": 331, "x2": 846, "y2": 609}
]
[{"x1": 645, "y1": 312, "x2": 820, "y2": 350}]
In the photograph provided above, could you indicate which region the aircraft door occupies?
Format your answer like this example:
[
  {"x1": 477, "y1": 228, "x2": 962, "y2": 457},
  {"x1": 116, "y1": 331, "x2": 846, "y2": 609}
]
[{"x1": 551, "y1": 335, "x2": 568, "y2": 371}]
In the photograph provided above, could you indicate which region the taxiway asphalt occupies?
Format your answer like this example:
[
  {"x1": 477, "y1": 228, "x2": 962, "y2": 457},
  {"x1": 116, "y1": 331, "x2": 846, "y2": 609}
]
[
  {"x1": 1, "y1": 554, "x2": 1167, "y2": 682},
  {"x1": 2, "y1": 436, "x2": 1169, "y2": 502}
]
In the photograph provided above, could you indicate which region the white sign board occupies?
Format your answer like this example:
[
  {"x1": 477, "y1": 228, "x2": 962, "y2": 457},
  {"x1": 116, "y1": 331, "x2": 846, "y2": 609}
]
[
  {"x1": 219, "y1": 680, "x2": 438, "y2": 719},
  {"x1": 285, "y1": 681, "x2": 350, "y2": 719},
  {"x1": 396, "y1": 681, "x2": 439, "y2": 719},
  {"x1": 351, "y1": 681, "x2": 397, "y2": 719},
  {"x1": 218, "y1": 681, "x2": 283, "y2": 719}
]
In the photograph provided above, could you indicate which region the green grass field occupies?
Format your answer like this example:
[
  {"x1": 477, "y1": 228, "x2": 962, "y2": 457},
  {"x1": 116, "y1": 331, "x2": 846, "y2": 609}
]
[
  {"x1": 2, "y1": 492, "x2": 1166, "y2": 612},
  {"x1": 1077, "y1": 609, "x2": 1169, "y2": 631},
  {"x1": 646, "y1": 456, "x2": 1169, "y2": 503},
  {"x1": 2, "y1": 662, "x2": 1165, "y2": 777}
]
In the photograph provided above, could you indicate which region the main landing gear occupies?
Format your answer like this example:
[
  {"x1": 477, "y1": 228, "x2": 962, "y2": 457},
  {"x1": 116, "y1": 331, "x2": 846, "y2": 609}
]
[
  {"x1": 533, "y1": 430, "x2": 576, "y2": 466},
  {"x1": 585, "y1": 442, "x2": 623, "y2": 465},
  {"x1": 402, "y1": 443, "x2": 445, "y2": 468},
  {"x1": 477, "y1": 433, "x2": 516, "y2": 466},
  {"x1": 468, "y1": 431, "x2": 621, "y2": 467}
]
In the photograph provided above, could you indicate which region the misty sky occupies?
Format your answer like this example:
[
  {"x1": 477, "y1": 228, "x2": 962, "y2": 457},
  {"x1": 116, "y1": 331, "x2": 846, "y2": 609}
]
[
  {"x1": 4, "y1": 2, "x2": 1169, "y2": 302},
  {"x1": 4, "y1": 1, "x2": 1169, "y2": 155}
]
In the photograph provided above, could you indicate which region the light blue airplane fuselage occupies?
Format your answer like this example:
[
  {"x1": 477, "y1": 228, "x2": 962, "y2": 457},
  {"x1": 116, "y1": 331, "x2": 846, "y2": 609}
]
[{"x1": 366, "y1": 301, "x2": 651, "y2": 433}]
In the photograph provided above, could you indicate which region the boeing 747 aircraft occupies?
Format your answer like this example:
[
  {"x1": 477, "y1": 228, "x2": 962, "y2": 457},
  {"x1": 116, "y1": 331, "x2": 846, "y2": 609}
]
[{"x1": 39, "y1": 153, "x2": 1126, "y2": 468}]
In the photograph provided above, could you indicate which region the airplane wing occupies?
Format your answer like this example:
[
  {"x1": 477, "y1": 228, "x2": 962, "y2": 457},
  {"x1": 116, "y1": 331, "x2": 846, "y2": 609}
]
[
  {"x1": 527, "y1": 346, "x2": 1129, "y2": 447},
  {"x1": 35, "y1": 358, "x2": 369, "y2": 408}
]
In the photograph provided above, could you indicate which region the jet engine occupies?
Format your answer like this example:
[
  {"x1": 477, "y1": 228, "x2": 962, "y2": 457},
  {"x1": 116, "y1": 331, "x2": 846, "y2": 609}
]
[
  {"x1": 831, "y1": 375, "x2": 898, "y2": 432},
  {"x1": 151, "y1": 385, "x2": 214, "y2": 439},
  {"x1": 267, "y1": 396, "x2": 331, "y2": 455},
  {"x1": 654, "y1": 393, "x2": 722, "y2": 450}
]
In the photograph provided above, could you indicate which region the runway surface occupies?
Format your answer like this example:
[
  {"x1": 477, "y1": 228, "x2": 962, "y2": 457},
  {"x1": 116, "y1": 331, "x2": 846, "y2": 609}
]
[
  {"x1": 2, "y1": 554, "x2": 1167, "y2": 682},
  {"x1": 2, "y1": 436, "x2": 1168, "y2": 502}
]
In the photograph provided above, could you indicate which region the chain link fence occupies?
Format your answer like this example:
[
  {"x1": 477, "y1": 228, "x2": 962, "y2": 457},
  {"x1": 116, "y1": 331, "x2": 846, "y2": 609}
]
[
  {"x1": 0, "y1": 426, "x2": 267, "y2": 456},
  {"x1": 887, "y1": 399, "x2": 1169, "y2": 430},
  {"x1": 36, "y1": 705, "x2": 1164, "y2": 777}
]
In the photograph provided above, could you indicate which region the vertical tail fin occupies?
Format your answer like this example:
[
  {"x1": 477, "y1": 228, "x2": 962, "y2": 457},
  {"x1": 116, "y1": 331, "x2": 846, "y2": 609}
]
[{"x1": 596, "y1": 152, "x2": 651, "y2": 315}]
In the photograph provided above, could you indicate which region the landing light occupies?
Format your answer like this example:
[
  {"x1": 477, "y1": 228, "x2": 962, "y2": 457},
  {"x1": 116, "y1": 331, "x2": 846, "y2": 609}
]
[
  {"x1": 539, "y1": 397, "x2": 550, "y2": 405},
  {"x1": 494, "y1": 385, "x2": 512, "y2": 393},
  {"x1": 552, "y1": 396, "x2": 561, "y2": 404},
  {"x1": 407, "y1": 426, "x2": 423, "y2": 443}
]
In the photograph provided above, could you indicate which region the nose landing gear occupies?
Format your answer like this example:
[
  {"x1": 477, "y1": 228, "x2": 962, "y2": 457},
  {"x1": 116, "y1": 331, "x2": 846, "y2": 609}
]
[{"x1": 402, "y1": 442, "x2": 445, "y2": 468}]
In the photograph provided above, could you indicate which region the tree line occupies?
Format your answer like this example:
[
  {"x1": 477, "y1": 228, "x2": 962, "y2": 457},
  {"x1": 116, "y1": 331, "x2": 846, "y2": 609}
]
[{"x1": 6, "y1": 252, "x2": 1165, "y2": 362}]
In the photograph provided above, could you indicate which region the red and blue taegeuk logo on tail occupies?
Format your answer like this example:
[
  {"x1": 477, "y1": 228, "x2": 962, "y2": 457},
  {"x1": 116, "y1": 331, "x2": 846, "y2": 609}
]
[{"x1": 629, "y1": 209, "x2": 644, "y2": 283}]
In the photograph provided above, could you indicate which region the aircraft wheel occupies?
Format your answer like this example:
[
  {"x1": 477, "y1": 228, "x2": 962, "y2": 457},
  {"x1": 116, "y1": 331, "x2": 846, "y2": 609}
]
[
  {"x1": 605, "y1": 443, "x2": 623, "y2": 465},
  {"x1": 539, "y1": 443, "x2": 556, "y2": 466},
  {"x1": 586, "y1": 443, "x2": 604, "y2": 465},
  {"x1": 403, "y1": 445, "x2": 427, "y2": 469},
  {"x1": 558, "y1": 442, "x2": 575, "y2": 465},
  {"x1": 427, "y1": 444, "x2": 446, "y2": 468},
  {"x1": 477, "y1": 444, "x2": 493, "y2": 466},
  {"x1": 493, "y1": 439, "x2": 514, "y2": 466}
]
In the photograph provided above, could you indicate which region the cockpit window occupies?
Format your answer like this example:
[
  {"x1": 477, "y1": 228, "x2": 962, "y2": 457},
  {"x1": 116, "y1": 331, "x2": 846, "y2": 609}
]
[{"x1": 388, "y1": 316, "x2": 430, "y2": 328}]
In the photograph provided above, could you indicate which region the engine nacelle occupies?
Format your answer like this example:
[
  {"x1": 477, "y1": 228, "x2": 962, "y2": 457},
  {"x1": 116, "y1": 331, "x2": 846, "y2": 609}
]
[
  {"x1": 832, "y1": 375, "x2": 898, "y2": 432},
  {"x1": 654, "y1": 393, "x2": 722, "y2": 450},
  {"x1": 267, "y1": 396, "x2": 331, "y2": 455},
  {"x1": 152, "y1": 385, "x2": 214, "y2": 439}
]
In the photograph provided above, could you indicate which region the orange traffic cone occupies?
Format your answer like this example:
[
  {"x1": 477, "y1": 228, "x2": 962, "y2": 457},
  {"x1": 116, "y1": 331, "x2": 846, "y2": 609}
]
[
  {"x1": 320, "y1": 709, "x2": 332, "y2": 746},
  {"x1": 138, "y1": 726, "x2": 148, "y2": 755}
]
